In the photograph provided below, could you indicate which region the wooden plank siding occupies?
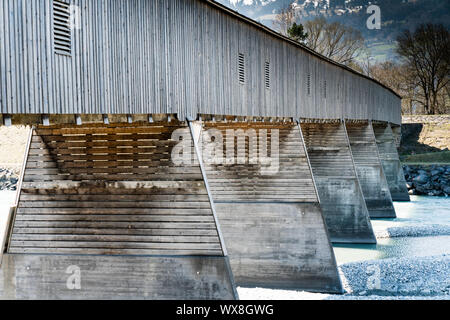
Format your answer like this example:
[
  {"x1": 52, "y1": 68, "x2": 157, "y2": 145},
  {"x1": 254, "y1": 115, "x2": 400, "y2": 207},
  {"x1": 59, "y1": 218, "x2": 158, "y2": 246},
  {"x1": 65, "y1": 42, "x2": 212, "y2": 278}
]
[
  {"x1": 202, "y1": 122, "x2": 318, "y2": 202},
  {"x1": 0, "y1": 0, "x2": 401, "y2": 124},
  {"x1": 8, "y1": 122, "x2": 226, "y2": 256}
]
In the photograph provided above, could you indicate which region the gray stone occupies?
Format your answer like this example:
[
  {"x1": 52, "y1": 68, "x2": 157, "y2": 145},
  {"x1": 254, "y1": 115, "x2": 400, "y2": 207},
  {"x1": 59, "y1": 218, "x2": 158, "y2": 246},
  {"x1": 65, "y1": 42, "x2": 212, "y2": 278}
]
[{"x1": 413, "y1": 173, "x2": 430, "y2": 184}]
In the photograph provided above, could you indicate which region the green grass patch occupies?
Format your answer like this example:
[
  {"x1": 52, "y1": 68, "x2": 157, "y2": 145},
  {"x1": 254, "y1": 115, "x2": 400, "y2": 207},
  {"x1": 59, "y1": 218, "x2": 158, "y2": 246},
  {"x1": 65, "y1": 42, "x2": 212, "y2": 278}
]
[{"x1": 401, "y1": 150, "x2": 450, "y2": 165}]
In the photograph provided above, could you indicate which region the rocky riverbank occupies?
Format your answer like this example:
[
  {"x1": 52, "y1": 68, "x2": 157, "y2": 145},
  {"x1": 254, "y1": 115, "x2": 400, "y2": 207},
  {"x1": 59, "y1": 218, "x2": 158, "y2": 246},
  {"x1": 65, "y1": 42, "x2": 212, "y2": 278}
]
[
  {"x1": 238, "y1": 254, "x2": 450, "y2": 300},
  {"x1": 0, "y1": 168, "x2": 19, "y2": 191},
  {"x1": 403, "y1": 165, "x2": 450, "y2": 196}
]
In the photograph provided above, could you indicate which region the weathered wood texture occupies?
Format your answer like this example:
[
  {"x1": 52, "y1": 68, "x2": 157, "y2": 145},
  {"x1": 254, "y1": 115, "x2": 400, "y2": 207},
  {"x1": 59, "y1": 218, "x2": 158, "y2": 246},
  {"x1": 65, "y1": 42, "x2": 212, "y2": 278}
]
[
  {"x1": 8, "y1": 123, "x2": 226, "y2": 256},
  {"x1": 0, "y1": 0, "x2": 401, "y2": 123},
  {"x1": 373, "y1": 123, "x2": 410, "y2": 201},
  {"x1": 202, "y1": 122, "x2": 318, "y2": 202},
  {"x1": 0, "y1": 254, "x2": 237, "y2": 299},
  {"x1": 345, "y1": 122, "x2": 396, "y2": 218},
  {"x1": 301, "y1": 123, "x2": 376, "y2": 243},
  {"x1": 200, "y1": 122, "x2": 342, "y2": 292}
]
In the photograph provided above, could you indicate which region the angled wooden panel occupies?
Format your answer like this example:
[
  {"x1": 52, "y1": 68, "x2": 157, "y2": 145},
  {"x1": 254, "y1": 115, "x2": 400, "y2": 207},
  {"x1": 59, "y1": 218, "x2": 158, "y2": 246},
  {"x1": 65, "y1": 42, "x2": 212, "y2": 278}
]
[
  {"x1": 1, "y1": 122, "x2": 237, "y2": 299},
  {"x1": 373, "y1": 123, "x2": 410, "y2": 201},
  {"x1": 345, "y1": 122, "x2": 396, "y2": 218},
  {"x1": 200, "y1": 122, "x2": 342, "y2": 293},
  {"x1": 9, "y1": 123, "x2": 223, "y2": 255},
  {"x1": 202, "y1": 122, "x2": 318, "y2": 203},
  {"x1": 301, "y1": 122, "x2": 376, "y2": 244}
]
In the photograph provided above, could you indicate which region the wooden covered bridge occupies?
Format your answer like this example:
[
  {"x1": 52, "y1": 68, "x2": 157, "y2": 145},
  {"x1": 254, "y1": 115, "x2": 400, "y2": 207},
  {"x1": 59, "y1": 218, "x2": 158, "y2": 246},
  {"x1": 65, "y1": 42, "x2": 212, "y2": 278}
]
[{"x1": 0, "y1": 0, "x2": 409, "y2": 299}]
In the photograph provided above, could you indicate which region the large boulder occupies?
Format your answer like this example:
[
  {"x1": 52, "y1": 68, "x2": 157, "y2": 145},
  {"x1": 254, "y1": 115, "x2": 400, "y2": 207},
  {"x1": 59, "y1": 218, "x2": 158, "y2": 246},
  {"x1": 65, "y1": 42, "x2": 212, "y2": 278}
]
[{"x1": 413, "y1": 173, "x2": 430, "y2": 184}]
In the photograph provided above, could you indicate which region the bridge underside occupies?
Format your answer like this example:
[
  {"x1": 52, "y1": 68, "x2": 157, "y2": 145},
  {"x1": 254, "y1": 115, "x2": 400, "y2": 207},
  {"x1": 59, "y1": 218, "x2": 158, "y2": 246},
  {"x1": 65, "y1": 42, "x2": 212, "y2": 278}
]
[{"x1": 0, "y1": 116, "x2": 410, "y2": 298}]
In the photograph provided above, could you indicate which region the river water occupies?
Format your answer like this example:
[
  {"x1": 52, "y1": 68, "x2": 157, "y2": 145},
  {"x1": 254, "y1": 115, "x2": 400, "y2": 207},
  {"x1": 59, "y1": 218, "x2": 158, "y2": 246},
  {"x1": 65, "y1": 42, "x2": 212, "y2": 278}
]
[{"x1": 333, "y1": 196, "x2": 450, "y2": 264}]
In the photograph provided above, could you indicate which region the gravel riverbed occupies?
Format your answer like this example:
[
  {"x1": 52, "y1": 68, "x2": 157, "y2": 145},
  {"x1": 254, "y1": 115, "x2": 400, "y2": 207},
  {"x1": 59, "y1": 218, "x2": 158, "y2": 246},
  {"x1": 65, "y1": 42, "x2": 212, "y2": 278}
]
[{"x1": 239, "y1": 254, "x2": 450, "y2": 300}]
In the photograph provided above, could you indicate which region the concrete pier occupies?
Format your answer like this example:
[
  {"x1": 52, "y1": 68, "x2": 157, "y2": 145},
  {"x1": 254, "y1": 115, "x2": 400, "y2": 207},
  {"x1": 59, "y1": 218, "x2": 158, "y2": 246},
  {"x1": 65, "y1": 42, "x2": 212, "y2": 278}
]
[
  {"x1": 199, "y1": 121, "x2": 343, "y2": 293},
  {"x1": 0, "y1": 123, "x2": 237, "y2": 299},
  {"x1": 373, "y1": 123, "x2": 410, "y2": 202},
  {"x1": 345, "y1": 122, "x2": 396, "y2": 218},
  {"x1": 0, "y1": 254, "x2": 236, "y2": 300},
  {"x1": 300, "y1": 122, "x2": 376, "y2": 244}
]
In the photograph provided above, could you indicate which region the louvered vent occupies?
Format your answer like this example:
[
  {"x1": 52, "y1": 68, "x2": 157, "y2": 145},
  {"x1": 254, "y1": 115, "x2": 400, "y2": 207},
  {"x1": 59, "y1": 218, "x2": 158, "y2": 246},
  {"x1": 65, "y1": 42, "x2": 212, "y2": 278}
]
[
  {"x1": 323, "y1": 80, "x2": 327, "y2": 98},
  {"x1": 238, "y1": 53, "x2": 245, "y2": 84},
  {"x1": 53, "y1": 0, "x2": 71, "y2": 55},
  {"x1": 264, "y1": 61, "x2": 270, "y2": 89},
  {"x1": 307, "y1": 73, "x2": 311, "y2": 95}
]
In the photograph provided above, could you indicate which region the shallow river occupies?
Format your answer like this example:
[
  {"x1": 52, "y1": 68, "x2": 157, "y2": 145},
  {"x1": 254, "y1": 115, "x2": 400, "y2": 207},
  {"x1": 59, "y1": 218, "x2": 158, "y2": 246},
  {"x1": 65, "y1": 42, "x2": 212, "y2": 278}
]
[{"x1": 333, "y1": 196, "x2": 450, "y2": 264}]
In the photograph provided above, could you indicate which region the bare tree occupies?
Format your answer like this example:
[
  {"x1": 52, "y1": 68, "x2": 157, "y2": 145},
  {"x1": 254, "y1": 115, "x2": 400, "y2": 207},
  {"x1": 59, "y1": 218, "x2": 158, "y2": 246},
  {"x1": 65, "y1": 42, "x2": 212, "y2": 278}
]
[
  {"x1": 397, "y1": 23, "x2": 450, "y2": 114},
  {"x1": 303, "y1": 17, "x2": 365, "y2": 65},
  {"x1": 370, "y1": 62, "x2": 418, "y2": 114},
  {"x1": 273, "y1": 4, "x2": 296, "y2": 36}
]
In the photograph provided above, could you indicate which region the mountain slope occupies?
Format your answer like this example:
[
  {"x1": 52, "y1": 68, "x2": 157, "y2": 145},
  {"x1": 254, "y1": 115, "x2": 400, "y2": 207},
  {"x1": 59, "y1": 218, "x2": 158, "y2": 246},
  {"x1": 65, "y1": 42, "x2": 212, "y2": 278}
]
[{"x1": 216, "y1": 0, "x2": 450, "y2": 62}]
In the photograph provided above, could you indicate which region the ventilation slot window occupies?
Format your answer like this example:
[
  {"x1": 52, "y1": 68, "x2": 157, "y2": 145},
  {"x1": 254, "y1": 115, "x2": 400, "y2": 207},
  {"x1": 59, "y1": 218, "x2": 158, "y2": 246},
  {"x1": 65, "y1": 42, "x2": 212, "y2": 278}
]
[
  {"x1": 53, "y1": 0, "x2": 72, "y2": 56},
  {"x1": 238, "y1": 53, "x2": 245, "y2": 84},
  {"x1": 264, "y1": 61, "x2": 270, "y2": 89},
  {"x1": 323, "y1": 80, "x2": 327, "y2": 98},
  {"x1": 307, "y1": 73, "x2": 311, "y2": 96}
]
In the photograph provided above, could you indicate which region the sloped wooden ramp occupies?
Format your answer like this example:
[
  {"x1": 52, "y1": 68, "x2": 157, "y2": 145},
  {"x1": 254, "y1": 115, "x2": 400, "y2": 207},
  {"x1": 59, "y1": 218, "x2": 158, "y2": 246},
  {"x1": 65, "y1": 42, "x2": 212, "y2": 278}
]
[
  {"x1": 345, "y1": 122, "x2": 396, "y2": 218},
  {"x1": 0, "y1": 123, "x2": 237, "y2": 299},
  {"x1": 199, "y1": 121, "x2": 342, "y2": 293},
  {"x1": 300, "y1": 122, "x2": 376, "y2": 244},
  {"x1": 372, "y1": 123, "x2": 410, "y2": 202}
]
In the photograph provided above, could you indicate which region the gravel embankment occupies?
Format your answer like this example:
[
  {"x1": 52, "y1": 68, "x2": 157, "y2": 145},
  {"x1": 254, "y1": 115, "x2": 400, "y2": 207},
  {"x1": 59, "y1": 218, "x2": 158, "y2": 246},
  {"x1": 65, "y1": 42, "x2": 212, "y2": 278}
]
[
  {"x1": 374, "y1": 224, "x2": 450, "y2": 238},
  {"x1": 339, "y1": 254, "x2": 450, "y2": 297},
  {"x1": 239, "y1": 254, "x2": 450, "y2": 300},
  {"x1": 0, "y1": 168, "x2": 19, "y2": 191}
]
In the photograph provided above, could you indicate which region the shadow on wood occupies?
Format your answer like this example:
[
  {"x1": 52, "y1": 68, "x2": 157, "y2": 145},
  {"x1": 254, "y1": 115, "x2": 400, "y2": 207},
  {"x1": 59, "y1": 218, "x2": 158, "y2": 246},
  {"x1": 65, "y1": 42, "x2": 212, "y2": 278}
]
[
  {"x1": 0, "y1": 123, "x2": 237, "y2": 299},
  {"x1": 199, "y1": 122, "x2": 343, "y2": 293}
]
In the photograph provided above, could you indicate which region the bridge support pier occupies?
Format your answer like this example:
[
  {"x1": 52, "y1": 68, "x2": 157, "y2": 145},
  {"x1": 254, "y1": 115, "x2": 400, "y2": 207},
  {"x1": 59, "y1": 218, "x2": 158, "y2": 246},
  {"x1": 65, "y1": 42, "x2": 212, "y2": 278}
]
[
  {"x1": 372, "y1": 123, "x2": 410, "y2": 202},
  {"x1": 0, "y1": 122, "x2": 237, "y2": 299},
  {"x1": 345, "y1": 121, "x2": 396, "y2": 218},
  {"x1": 195, "y1": 121, "x2": 342, "y2": 293},
  {"x1": 300, "y1": 122, "x2": 376, "y2": 244}
]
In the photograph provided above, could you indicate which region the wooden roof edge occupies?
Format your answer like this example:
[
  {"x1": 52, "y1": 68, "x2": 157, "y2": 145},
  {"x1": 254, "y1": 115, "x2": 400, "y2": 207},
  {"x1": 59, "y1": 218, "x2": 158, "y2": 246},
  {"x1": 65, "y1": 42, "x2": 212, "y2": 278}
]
[{"x1": 204, "y1": 0, "x2": 402, "y2": 100}]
